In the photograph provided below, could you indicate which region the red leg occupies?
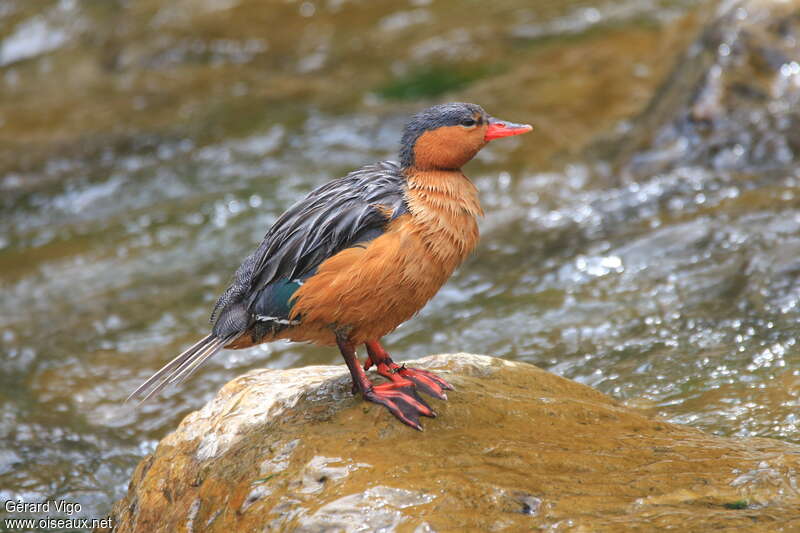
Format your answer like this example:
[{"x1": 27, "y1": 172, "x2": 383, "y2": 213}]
[
  {"x1": 364, "y1": 340, "x2": 454, "y2": 401},
  {"x1": 337, "y1": 336, "x2": 434, "y2": 430}
]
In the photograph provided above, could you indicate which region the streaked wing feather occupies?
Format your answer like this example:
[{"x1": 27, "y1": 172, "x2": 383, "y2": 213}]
[{"x1": 211, "y1": 161, "x2": 407, "y2": 337}]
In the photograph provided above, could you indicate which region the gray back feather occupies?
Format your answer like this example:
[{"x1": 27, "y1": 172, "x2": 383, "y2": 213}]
[{"x1": 211, "y1": 160, "x2": 408, "y2": 337}]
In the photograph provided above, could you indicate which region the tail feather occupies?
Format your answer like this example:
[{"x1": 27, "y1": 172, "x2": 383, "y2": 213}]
[
  {"x1": 126, "y1": 334, "x2": 233, "y2": 404},
  {"x1": 169, "y1": 336, "x2": 229, "y2": 386}
]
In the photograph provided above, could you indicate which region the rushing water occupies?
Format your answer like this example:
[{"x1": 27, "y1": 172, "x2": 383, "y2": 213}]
[{"x1": 7, "y1": 0, "x2": 800, "y2": 525}]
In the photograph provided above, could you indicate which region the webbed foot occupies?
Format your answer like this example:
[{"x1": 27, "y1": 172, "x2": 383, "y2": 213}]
[
  {"x1": 392, "y1": 365, "x2": 454, "y2": 401},
  {"x1": 363, "y1": 380, "x2": 435, "y2": 431}
]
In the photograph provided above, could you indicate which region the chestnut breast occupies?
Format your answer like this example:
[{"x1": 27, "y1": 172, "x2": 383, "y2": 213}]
[
  {"x1": 287, "y1": 169, "x2": 482, "y2": 344},
  {"x1": 403, "y1": 169, "x2": 483, "y2": 273}
]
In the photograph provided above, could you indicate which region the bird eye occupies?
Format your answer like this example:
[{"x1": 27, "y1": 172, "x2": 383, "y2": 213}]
[{"x1": 460, "y1": 119, "x2": 477, "y2": 128}]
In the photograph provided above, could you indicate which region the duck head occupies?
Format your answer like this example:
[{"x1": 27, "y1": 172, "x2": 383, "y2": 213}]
[{"x1": 399, "y1": 102, "x2": 532, "y2": 171}]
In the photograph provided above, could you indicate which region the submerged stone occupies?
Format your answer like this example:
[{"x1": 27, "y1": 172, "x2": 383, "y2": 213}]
[
  {"x1": 101, "y1": 354, "x2": 800, "y2": 532},
  {"x1": 613, "y1": 0, "x2": 800, "y2": 179}
]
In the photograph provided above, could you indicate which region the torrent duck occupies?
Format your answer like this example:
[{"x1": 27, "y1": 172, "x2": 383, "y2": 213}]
[{"x1": 129, "y1": 102, "x2": 532, "y2": 430}]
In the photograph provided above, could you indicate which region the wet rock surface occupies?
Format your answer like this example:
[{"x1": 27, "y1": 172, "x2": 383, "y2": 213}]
[{"x1": 103, "y1": 354, "x2": 800, "y2": 532}]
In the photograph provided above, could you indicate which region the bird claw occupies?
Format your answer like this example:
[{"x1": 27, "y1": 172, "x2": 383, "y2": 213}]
[
  {"x1": 363, "y1": 381, "x2": 435, "y2": 430},
  {"x1": 394, "y1": 366, "x2": 454, "y2": 401}
]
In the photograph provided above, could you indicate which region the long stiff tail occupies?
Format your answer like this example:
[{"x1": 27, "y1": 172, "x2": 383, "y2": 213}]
[{"x1": 126, "y1": 334, "x2": 235, "y2": 405}]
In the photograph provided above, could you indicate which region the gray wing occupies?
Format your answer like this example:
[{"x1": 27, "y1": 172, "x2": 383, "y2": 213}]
[{"x1": 211, "y1": 160, "x2": 408, "y2": 338}]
